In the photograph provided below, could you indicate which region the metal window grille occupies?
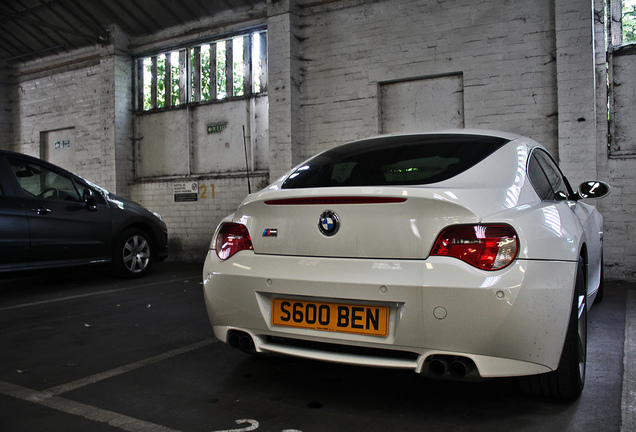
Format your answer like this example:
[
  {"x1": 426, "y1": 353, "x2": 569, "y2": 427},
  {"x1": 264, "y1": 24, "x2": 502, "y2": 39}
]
[{"x1": 136, "y1": 30, "x2": 267, "y2": 112}]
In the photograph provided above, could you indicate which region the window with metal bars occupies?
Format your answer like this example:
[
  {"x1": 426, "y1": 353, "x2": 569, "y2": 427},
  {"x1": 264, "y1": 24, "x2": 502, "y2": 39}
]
[
  {"x1": 608, "y1": 0, "x2": 636, "y2": 47},
  {"x1": 622, "y1": 0, "x2": 636, "y2": 44},
  {"x1": 136, "y1": 30, "x2": 267, "y2": 111}
]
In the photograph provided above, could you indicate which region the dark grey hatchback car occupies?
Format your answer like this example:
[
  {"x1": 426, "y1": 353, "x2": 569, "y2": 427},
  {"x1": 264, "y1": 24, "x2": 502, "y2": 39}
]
[{"x1": 0, "y1": 150, "x2": 168, "y2": 278}]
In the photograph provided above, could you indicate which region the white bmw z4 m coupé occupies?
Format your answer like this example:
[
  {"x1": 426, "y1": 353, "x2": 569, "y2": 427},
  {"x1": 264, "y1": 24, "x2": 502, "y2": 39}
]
[{"x1": 203, "y1": 130, "x2": 610, "y2": 399}]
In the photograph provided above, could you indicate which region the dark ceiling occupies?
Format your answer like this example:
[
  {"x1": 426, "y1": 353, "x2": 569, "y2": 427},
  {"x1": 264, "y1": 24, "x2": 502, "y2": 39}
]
[{"x1": 0, "y1": 0, "x2": 267, "y2": 66}]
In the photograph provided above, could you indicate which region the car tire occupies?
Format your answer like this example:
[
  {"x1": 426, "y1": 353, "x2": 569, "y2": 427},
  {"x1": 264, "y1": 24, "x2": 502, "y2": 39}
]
[
  {"x1": 519, "y1": 256, "x2": 587, "y2": 399},
  {"x1": 112, "y1": 228, "x2": 154, "y2": 278}
]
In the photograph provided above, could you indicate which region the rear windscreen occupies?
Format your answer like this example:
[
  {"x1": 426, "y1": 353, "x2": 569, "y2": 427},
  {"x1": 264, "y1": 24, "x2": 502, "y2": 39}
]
[{"x1": 281, "y1": 134, "x2": 510, "y2": 189}]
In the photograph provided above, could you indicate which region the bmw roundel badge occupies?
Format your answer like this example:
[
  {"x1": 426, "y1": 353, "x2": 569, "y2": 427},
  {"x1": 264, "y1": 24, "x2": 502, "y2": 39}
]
[{"x1": 318, "y1": 210, "x2": 340, "y2": 236}]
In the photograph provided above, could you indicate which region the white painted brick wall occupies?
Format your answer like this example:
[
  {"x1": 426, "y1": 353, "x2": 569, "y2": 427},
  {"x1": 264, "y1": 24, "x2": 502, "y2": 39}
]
[
  {"x1": 592, "y1": 0, "x2": 636, "y2": 281},
  {"x1": 297, "y1": 0, "x2": 560, "y2": 161},
  {"x1": 292, "y1": 0, "x2": 634, "y2": 281},
  {"x1": 12, "y1": 56, "x2": 117, "y2": 190},
  {"x1": 598, "y1": 167, "x2": 636, "y2": 280},
  {"x1": 128, "y1": 173, "x2": 269, "y2": 262},
  {"x1": 6, "y1": 0, "x2": 635, "y2": 280}
]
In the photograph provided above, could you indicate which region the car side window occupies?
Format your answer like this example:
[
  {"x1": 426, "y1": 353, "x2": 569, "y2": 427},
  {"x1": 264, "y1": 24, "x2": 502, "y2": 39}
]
[
  {"x1": 8, "y1": 158, "x2": 82, "y2": 202},
  {"x1": 533, "y1": 150, "x2": 571, "y2": 200},
  {"x1": 528, "y1": 149, "x2": 572, "y2": 201},
  {"x1": 528, "y1": 153, "x2": 554, "y2": 200}
]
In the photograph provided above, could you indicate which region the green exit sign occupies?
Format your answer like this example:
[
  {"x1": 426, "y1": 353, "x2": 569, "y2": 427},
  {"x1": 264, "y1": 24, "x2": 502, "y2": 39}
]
[{"x1": 207, "y1": 123, "x2": 227, "y2": 134}]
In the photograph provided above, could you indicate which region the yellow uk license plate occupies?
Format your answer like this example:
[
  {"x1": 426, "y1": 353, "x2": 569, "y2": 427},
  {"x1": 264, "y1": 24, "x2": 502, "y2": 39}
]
[{"x1": 272, "y1": 298, "x2": 389, "y2": 337}]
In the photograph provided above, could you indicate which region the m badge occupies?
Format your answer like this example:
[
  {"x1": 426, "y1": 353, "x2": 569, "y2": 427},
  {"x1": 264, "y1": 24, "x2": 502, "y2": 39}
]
[{"x1": 262, "y1": 228, "x2": 278, "y2": 237}]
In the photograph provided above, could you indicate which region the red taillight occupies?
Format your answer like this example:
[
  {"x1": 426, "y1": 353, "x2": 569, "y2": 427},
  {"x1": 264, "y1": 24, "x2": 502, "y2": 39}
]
[
  {"x1": 430, "y1": 225, "x2": 518, "y2": 271},
  {"x1": 215, "y1": 223, "x2": 253, "y2": 260}
]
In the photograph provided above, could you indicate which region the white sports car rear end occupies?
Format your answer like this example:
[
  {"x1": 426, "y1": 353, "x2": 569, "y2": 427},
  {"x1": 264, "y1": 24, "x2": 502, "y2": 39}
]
[{"x1": 203, "y1": 130, "x2": 609, "y2": 399}]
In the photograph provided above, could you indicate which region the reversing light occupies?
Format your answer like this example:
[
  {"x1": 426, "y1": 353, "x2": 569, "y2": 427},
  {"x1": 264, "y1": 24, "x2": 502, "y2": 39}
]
[
  {"x1": 215, "y1": 223, "x2": 253, "y2": 260},
  {"x1": 430, "y1": 224, "x2": 518, "y2": 271}
]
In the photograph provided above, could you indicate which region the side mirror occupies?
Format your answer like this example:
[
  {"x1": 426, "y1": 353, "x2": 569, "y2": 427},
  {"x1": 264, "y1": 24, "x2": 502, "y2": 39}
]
[
  {"x1": 578, "y1": 181, "x2": 610, "y2": 200},
  {"x1": 83, "y1": 188, "x2": 98, "y2": 211}
]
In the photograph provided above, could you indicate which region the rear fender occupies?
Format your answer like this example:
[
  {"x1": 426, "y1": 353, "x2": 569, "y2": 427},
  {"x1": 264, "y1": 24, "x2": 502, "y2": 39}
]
[{"x1": 482, "y1": 202, "x2": 584, "y2": 263}]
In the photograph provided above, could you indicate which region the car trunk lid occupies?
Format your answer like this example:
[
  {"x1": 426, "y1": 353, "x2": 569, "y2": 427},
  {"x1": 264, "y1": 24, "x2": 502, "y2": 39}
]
[{"x1": 237, "y1": 188, "x2": 480, "y2": 260}]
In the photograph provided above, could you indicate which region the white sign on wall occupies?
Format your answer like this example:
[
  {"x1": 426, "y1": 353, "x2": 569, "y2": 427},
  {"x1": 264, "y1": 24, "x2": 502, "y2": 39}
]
[
  {"x1": 173, "y1": 181, "x2": 199, "y2": 202},
  {"x1": 41, "y1": 127, "x2": 76, "y2": 171},
  {"x1": 54, "y1": 140, "x2": 70, "y2": 149}
]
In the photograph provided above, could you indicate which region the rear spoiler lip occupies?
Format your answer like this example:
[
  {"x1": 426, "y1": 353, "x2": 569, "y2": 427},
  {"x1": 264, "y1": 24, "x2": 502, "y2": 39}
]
[{"x1": 264, "y1": 196, "x2": 408, "y2": 205}]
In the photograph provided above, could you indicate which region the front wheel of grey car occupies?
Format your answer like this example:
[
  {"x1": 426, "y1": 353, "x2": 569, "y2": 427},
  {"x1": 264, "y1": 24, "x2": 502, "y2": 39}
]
[{"x1": 112, "y1": 228, "x2": 154, "y2": 278}]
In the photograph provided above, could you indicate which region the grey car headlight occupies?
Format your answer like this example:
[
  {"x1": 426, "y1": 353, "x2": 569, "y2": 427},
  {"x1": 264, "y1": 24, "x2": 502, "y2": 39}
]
[{"x1": 151, "y1": 211, "x2": 164, "y2": 223}]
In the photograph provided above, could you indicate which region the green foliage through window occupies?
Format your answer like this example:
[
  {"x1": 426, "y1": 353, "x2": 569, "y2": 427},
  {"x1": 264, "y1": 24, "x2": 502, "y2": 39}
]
[
  {"x1": 624, "y1": 0, "x2": 636, "y2": 44},
  {"x1": 139, "y1": 31, "x2": 267, "y2": 111}
]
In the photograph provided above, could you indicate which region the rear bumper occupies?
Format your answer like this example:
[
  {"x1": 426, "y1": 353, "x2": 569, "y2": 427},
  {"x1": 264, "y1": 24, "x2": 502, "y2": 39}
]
[{"x1": 203, "y1": 251, "x2": 576, "y2": 378}]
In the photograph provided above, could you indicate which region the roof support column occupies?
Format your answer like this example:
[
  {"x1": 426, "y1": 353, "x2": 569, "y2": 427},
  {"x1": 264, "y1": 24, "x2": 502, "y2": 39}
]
[
  {"x1": 554, "y1": 0, "x2": 598, "y2": 184},
  {"x1": 267, "y1": 0, "x2": 302, "y2": 180},
  {"x1": 100, "y1": 25, "x2": 133, "y2": 196}
]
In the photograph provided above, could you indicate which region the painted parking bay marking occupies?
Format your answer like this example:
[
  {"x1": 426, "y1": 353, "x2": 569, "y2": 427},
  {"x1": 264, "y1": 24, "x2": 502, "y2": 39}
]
[{"x1": 212, "y1": 419, "x2": 301, "y2": 432}]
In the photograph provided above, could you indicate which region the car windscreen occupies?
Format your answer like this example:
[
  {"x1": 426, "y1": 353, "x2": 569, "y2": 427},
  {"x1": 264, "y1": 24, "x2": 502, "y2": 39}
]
[{"x1": 281, "y1": 134, "x2": 510, "y2": 189}]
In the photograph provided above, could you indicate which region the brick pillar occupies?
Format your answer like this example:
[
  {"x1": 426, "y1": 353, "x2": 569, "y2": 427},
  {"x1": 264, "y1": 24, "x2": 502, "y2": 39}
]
[
  {"x1": 100, "y1": 25, "x2": 133, "y2": 196},
  {"x1": 0, "y1": 66, "x2": 11, "y2": 151},
  {"x1": 555, "y1": 0, "x2": 598, "y2": 184},
  {"x1": 267, "y1": 0, "x2": 302, "y2": 180},
  {"x1": 593, "y1": 0, "x2": 609, "y2": 174}
]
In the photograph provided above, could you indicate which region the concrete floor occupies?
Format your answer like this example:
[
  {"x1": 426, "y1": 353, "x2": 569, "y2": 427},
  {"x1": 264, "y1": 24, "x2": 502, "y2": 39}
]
[{"x1": 0, "y1": 262, "x2": 634, "y2": 432}]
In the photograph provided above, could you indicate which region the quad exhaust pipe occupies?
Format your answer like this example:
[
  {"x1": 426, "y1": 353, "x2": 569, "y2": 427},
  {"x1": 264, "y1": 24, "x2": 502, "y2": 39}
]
[
  {"x1": 426, "y1": 355, "x2": 477, "y2": 380},
  {"x1": 226, "y1": 331, "x2": 478, "y2": 380}
]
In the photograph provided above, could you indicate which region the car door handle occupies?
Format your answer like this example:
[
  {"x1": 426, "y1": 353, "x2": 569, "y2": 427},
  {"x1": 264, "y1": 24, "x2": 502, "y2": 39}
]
[{"x1": 31, "y1": 207, "x2": 51, "y2": 215}]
